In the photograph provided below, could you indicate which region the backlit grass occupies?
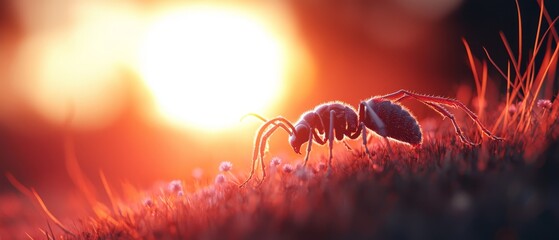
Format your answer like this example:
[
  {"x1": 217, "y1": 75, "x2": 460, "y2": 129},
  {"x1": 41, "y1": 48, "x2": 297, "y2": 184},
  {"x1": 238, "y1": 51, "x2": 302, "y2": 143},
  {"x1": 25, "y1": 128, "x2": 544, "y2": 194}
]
[{"x1": 19, "y1": 100, "x2": 558, "y2": 239}]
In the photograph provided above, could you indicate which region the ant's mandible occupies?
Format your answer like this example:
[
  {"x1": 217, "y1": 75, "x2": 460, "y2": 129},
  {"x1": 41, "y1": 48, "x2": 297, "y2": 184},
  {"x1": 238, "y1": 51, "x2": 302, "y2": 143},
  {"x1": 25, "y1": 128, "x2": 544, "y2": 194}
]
[{"x1": 239, "y1": 90, "x2": 503, "y2": 187}]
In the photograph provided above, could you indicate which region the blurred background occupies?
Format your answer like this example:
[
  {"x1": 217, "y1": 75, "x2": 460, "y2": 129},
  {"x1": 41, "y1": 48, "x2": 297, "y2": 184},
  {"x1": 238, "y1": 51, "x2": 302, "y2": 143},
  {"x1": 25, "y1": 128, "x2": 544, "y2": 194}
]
[{"x1": 0, "y1": 0, "x2": 557, "y2": 235}]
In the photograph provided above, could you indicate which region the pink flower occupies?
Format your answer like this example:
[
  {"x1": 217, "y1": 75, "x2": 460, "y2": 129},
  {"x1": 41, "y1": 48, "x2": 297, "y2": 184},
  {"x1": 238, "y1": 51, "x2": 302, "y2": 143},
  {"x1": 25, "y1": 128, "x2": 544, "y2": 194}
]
[
  {"x1": 168, "y1": 180, "x2": 183, "y2": 193},
  {"x1": 215, "y1": 174, "x2": 226, "y2": 184},
  {"x1": 537, "y1": 99, "x2": 552, "y2": 110},
  {"x1": 282, "y1": 164, "x2": 294, "y2": 173},
  {"x1": 219, "y1": 161, "x2": 233, "y2": 172},
  {"x1": 271, "y1": 157, "x2": 282, "y2": 166},
  {"x1": 143, "y1": 198, "x2": 154, "y2": 208}
]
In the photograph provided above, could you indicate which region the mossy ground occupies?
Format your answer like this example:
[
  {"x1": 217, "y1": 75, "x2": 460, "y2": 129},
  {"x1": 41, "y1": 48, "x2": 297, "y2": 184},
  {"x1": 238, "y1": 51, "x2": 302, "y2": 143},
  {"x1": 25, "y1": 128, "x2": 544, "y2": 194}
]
[{"x1": 44, "y1": 119, "x2": 558, "y2": 239}]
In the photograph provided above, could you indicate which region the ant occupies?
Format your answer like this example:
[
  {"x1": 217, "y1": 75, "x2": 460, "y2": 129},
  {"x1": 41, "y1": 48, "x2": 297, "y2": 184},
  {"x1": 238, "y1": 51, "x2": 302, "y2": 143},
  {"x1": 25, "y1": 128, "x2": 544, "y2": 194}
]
[{"x1": 239, "y1": 89, "x2": 503, "y2": 187}]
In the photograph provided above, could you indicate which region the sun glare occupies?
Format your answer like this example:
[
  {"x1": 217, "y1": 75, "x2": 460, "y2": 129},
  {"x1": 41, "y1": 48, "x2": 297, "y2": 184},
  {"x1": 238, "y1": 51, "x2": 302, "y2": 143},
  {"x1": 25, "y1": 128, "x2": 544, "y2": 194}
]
[
  {"x1": 14, "y1": 3, "x2": 140, "y2": 130},
  {"x1": 137, "y1": 5, "x2": 287, "y2": 130}
]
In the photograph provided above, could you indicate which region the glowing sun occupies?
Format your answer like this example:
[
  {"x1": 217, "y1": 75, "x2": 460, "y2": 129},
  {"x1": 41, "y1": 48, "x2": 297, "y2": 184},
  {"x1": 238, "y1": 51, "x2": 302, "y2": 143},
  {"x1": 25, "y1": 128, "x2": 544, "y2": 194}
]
[{"x1": 137, "y1": 5, "x2": 286, "y2": 130}]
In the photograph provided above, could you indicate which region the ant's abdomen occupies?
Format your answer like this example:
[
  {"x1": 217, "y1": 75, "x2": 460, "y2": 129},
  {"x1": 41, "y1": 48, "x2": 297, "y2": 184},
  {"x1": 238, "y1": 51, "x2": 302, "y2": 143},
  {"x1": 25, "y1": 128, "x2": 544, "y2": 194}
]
[{"x1": 367, "y1": 99, "x2": 422, "y2": 146}]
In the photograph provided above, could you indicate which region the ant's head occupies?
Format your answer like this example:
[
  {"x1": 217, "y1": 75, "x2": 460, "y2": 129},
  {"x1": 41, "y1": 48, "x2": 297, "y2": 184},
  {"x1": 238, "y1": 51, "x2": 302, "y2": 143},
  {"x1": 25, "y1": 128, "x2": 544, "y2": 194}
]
[{"x1": 289, "y1": 124, "x2": 310, "y2": 154}]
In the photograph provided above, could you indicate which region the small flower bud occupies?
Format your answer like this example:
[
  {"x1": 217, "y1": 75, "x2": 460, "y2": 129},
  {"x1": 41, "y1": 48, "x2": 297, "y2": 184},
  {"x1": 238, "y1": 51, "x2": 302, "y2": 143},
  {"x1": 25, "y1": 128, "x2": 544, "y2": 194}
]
[
  {"x1": 219, "y1": 161, "x2": 233, "y2": 172},
  {"x1": 168, "y1": 180, "x2": 183, "y2": 193},
  {"x1": 271, "y1": 157, "x2": 282, "y2": 166},
  {"x1": 537, "y1": 99, "x2": 552, "y2": 110},
  {"x1": 143, "y1": 198, "x2": 154, "y2": 208},
  {"x1": 282, "y1": 164, "x2": 294, "y2": 173},
  {"x1": 215, "y1": 174, "x2": 226, "y2": 184}
]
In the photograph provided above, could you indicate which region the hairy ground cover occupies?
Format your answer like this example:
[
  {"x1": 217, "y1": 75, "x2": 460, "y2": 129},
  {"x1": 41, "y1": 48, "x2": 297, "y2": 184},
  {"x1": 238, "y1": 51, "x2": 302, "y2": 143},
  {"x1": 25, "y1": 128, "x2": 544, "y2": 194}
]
[{"x1": 23, "y1": 102, "x2": 559, "y2": 239}]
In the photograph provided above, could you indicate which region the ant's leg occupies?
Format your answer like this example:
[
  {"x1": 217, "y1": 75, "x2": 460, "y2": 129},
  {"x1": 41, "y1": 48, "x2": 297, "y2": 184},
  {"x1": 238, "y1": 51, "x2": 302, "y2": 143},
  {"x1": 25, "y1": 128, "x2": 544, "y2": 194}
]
[
  {"x1": 383, "y1": 137, "x2": 393, "y2": 155},
  {"x1": 271, "y1": 117, "x2": 297, "y2": 135},
  {"x1": 342, "y1": 141, "x2": 352, "y2": 150},
  {"x1": 393, "y1": 95, "x2": 411, "y2": 103},
  {"x1": 349, "y1": 103, "x2": 365, "y2": 139},
  {"x1": 380, "y1": 89, "x2": 467, "y2": 110},
  {"x1": 309, "y1": 111, "x2": 326, "y2": 135},
  {"x1": 259, "y1": 122, "x2": 319, "y2": 168},
  {"x1": 392, "y1": 95, "x2": 479, "y2": 145},
  {"x1": 375, "y1": 89, "x2": 412, "y2": 101},
  {"x1": 327, "y1": 110, "x2": 335, "y2": 176},
  {"x1": 424, "y1": 102, "x2": 479, "y2": 145},
  {"x1": 363, "y1": 102, "x2": 392, "y2": 154},
  {"x1": 258, "y1": 124, "x2": 282, "y2": 183},
  {"x1": 353, "y1": 103, "x2": 372, "y2": 158},
  {"x1": 362, "y1": 102, "x2": 387, "y2": 137},
  {"x1": 242, "y1": 114, "x2": 297, "y2": 135},
  {"x1": 258, "y1": 121, "x2": 299, "y2": 183},
  {"x1": 241, "y1": 113, "x2": 268, "y2": 123},
  {"x1": 379, "y1": 90, "x2": 502, "y2": 140},
  {"x1": 392, "y1": 93, "x2": 498, "y2": 143},
  {"x1": 426, "y1": 98, "x2": 503, "y2": 141},
  {"x1": 259, "y1": 122, "x2": 295, "y2": 155},
  {"x1": 240, "y1": 118, "x2": 292, "y2": 188},
  {"x1": 360, "y1": 122, "x2": 373, "y2": 159},
  {"x1": 240, "y1": 123, "x2": 269, "y2": 187},
  {"x1": 313, "y1": 129, "x2": 327, "y2": 144},
  {"x1": 303, "y1": 130, "x2": 314, "y2": 167}
]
